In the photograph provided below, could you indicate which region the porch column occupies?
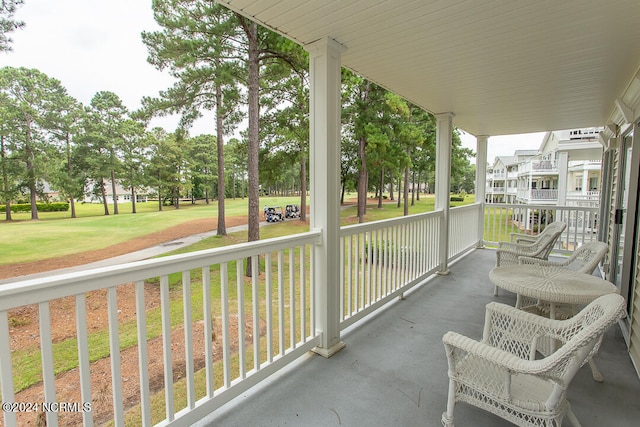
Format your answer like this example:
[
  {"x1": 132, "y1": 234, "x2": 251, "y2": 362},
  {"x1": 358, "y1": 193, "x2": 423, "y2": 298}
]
[
  {"x1": 435, "y1": 112, "x2": 455, "y2": 275},
  {"x1": 305, "y1": 37, "x2": 346, "y2": 358},
  {"x1": 475, "y1": 135, "x2": 489, "y2": 248},
  {"x1": 582, "y1": 171, "x2": 589, "y2": 195},
  {"x1": 557, "y1": 151, "x2": 569, "y2": 205}
]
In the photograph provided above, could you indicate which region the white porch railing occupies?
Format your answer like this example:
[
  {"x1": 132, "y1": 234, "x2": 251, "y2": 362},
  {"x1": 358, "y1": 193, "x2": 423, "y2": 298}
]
[
  {"x1": 1, "y1": 202, "x2": 600, "y2": 426},
  {"x1": 484, "y1": 203, "x2": 599, "y2": 253},
  {"x1": 517, "y1": 189, "x2": 559, "y2": 201},
  {"x1": 339, "y1": 211, "x2": 443, "y2": 329},
  {"x1": 0, "y1": 232, "x2": 321, "y2": 427},
  {"x1": 449, "y1": 204, "x2": 482, "y2": 259}
]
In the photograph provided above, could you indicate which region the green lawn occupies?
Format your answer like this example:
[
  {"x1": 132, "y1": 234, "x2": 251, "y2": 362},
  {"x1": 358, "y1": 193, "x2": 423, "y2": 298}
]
[
  {"x1": 0, "y1": 193, "x2": 475, "y2": 266},
  {"x1": 0, "y1": 196, "x2": 305, "y2": 265}
]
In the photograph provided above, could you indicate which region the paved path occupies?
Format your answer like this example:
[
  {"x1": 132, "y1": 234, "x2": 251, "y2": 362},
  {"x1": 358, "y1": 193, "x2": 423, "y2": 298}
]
[{"x1": 0, "y1": 222, "x2": 257, "y2": 285}]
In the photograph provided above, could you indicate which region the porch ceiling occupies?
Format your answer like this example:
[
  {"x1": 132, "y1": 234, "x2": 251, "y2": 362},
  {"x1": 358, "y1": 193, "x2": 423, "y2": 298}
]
[{"x1": 217, "y1": 0, "x2": 640, "y2": 137}]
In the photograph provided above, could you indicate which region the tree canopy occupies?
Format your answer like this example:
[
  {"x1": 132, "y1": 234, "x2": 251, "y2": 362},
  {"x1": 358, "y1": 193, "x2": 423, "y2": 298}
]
[{"x1": 0, "y1": 1, "x2": 475, "y2": 227}]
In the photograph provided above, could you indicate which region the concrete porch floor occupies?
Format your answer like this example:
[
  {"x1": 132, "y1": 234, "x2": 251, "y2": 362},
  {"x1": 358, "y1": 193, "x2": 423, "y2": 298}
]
[{"x1": 196, "y1": 248, "x2": 640, "y2": 427}]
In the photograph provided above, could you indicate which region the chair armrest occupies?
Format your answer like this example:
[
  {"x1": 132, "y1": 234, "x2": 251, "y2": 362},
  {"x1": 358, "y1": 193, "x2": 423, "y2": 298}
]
[
  {"x1": 498, "y1": 241, "x2": 533, "y2": 250},
  {"x1": 496, "y1": 249, "x2": 519, "y2": 266},
  {"x1": 443, "y1": 331, "x2": 549, "y2": 375},
  {"x1": 510, "y1": 232, "x2": 537, "y2": 244},
  {"x1": 518, "y1": 256, "x2": 557, "y2": 267}
]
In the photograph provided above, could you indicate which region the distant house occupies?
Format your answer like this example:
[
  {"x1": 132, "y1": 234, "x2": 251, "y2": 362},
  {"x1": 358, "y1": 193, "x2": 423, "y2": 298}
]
[
  {"x1": 486, "y1": 150, "x2": 536, "y2": 203},
  {"x1": 84, "y1": 181, "x2": 151, "y2": 204}
]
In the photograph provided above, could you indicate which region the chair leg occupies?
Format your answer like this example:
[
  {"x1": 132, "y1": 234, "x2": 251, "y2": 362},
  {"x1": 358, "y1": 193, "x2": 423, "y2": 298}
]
[
  {"x1": 442, "y1": 379, "x2": 456, "y2": 426},
  {"x1": 566, "y1": 407, "x2": 582, "y2": 427},
  {"x1": 494, "y1": 285, "x2": 499, "y2": 296},
  {"x1": 441, "y1": 412, "x2": 454, "y2": 427},
  {"x1": 588, "y1": 358, "x2": 604, "y2": 382}
]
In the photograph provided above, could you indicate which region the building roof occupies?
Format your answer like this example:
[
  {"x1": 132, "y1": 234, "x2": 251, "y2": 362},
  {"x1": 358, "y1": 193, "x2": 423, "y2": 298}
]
[
  {"x1": 496, "y1": 156, "x2": 517, "y2": 166},
  {"x1": 514, "y1": 150, "x2": 538, "y2": 156},
  {"x1": 219, "y1": 0, "x2": 640, "y2": 137}
]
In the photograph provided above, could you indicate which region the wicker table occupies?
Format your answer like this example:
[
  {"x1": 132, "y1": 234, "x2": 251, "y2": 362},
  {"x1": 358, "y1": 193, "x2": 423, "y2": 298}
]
[
  {"x1": 489, "y1": 264, "x2": 619, "y2": 381},
  {"x1": 489, "y1": 264, "x2": 618, "y2": 317}
]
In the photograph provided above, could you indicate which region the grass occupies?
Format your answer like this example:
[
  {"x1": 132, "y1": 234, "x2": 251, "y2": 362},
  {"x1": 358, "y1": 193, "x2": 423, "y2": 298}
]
[
  {"x1": 0, "y1": 193, "x2": 474, "y2": 265},
  {"x1": 0, "y1": 196, "x2": 306, "y2": 265}
]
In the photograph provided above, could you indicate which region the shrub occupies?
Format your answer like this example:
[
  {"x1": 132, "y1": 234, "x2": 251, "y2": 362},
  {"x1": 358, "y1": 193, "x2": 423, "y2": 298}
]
[
  {"x1": 0, "y1": 202, "x2": 69, "y2": 213},
  {"x1": 449, "y1": 196, "x2": 465, "y2": 202}
]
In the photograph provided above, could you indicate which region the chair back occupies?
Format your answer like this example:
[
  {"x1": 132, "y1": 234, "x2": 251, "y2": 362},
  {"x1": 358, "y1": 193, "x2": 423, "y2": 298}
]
[
  {"x1": 564, "y1": 241, "x2": 608, "y2": 274},
  {"x1": 536, "y1": 222, "x2": 566, "y2": 257}
]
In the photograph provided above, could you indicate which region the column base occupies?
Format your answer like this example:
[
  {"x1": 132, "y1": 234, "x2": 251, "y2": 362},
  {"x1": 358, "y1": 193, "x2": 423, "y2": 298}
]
[
  {"x1": 436, "y1": 269, "x2": 450, "y2": 276},
  {"x1": 312, "y1": 341, "x2": 346, "y2": 358}
]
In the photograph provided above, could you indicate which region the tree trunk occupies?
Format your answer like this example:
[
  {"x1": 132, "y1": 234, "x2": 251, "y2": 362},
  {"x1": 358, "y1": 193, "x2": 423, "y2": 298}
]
[
  {"x1": 357, "y1": 82, "x2": 371, "y2": 224},
  {"x1": 389, "y1": 170, "x2": 394, "y2": 201},
  {"x1": 357, "y1": 137, "x2": 368, "y2": 223},
  {"x1": 131, "y1": 186, "x2": 137, "y2": 214},
  {"x1": 24, "y1": 128, "x2": 39, "y2": 220},
  {"x1": 1, "y1": 134, "x2": 12, "y2": 221},
  {"x1": 100, "y1": 177, "x2": 109, "y2": 215},
  {"x1": 403, "y1": 163, "x2": 409, "y2": 216},
  {"x1": 397, "y1": 175, "x2": 402, "y2": 208},
  {"x1": 416, "y1": 170, "x2": 421, "y2": 201},
  {"x1": 216, "y1": 84, "x2": 227, "y2": 235},
  {"x1": 111, "y1": 170, "x2": 119, "y2": 215},
  {"x1": 299, "y1": 152, "x2": 307, "y2": 221},
  {"x1": 411, "y1": 170, "x2": 416, "y2": 206},
  {"x1": 244, "y1": 18, "x2": 260, "y2": 277},
  {"x1": 65, "y1": 133, "x2": 77, "y2": 219},
  {"x1": 157, "y1": 170, "x2": 162, "y2": 211},
  {"x1": 378, "y1": 165, "x2": 384, "y2": 208}
]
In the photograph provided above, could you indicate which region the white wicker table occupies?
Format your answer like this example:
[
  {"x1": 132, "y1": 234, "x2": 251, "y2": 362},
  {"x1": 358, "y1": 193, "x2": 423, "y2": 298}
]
[
  {"x1": 489, "y1": 264, "x2": 618, "y2": 316},
  {"x1": 489, "y1": 264, "x2": 619, "y2": 381}
]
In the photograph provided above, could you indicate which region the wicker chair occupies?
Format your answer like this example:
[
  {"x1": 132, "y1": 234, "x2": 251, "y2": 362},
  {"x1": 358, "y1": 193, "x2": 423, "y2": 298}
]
[
  {"x1": 518, "y1": 241, "x2": 609, "y2": 317},
  {"x1": 494, "y1": 221, "x2": 566, "y2": 296},
  {"x1": 441, "y1": 294, "x2": 625, "y2": 427}
]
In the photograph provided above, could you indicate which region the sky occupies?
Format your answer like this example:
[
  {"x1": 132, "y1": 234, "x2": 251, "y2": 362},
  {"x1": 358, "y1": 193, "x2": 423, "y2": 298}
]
[{"x1": 3, "y1": 0, "x2": 545, "y2": 164}]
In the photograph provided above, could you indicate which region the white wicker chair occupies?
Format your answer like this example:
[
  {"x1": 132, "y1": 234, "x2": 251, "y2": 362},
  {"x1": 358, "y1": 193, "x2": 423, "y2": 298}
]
[
  {"x1": 441, "y1": 294, "x2": 625, "y2": 427},
  {"x1": 518, "y1": 241, "x2": 609, "y2": 318},
  {"x1": 494, "y1": 221, "x2": 567, "y2": 296}
]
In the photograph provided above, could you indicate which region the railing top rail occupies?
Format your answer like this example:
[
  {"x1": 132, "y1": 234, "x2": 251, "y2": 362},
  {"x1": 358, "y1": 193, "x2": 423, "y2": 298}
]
[
  {"x1": 0, "y1": 230, "x2": 322, "y2": 311},
  {"x1": 450, "y1": 203, "x2": 482, "y2": 213},
  {"x1": 486, "y1": 202, "x2": 599, "y2": 213},
  {"x1": 340, "y1": 209, "x2": 443, "y2": 237}
]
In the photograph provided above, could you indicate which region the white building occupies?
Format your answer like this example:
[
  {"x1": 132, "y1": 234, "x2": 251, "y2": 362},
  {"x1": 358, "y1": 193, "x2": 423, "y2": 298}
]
[
  {"x1": 486, "y1": 150, "x2": 536, "y2": 203},
  {"x1": 487, "y1": 128, "x2": 603, "y2": 207},
  {"x1": 84, "y1": 181, "x2": 150, "y2": 204}
]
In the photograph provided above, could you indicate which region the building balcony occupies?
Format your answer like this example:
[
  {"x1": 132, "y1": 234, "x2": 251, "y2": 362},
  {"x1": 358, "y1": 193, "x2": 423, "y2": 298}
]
[
  {"x1": 517, "y1": 188, "x2": 559, "y2": 203},
  {"x1": 518, "y1": 161, "x2": 559, "y2": 175},
  {"x1": 486, "y1": 186, "x2": 505, "y2": 194},
  {"x1": 1, "y1": 204, "x2": 635, "y2": 426}
]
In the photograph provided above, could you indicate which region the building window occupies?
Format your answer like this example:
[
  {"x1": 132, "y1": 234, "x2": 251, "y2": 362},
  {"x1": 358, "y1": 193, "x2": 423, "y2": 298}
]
[{"x1": 575, "y1": 175, "x2": 583, "y2": 191}]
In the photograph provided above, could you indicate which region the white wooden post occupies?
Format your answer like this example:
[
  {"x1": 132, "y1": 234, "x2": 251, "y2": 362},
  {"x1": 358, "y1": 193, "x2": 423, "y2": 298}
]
[
  {"x1": 435, "y1": 113, "x2": 454, "y2": 275},
  {"x1": 306, "y1": 37, "x2": 346, "y2": 358},
  {"x1": 475, "y1": 135, "x2": 489, "y2": 248},
  {"x1": 557, "y1": 151, "x2": 569, "y2": 205}
]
